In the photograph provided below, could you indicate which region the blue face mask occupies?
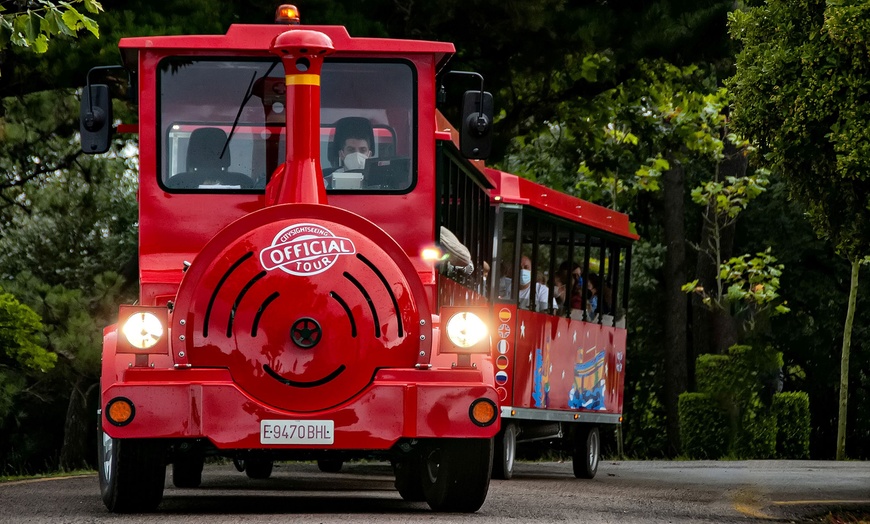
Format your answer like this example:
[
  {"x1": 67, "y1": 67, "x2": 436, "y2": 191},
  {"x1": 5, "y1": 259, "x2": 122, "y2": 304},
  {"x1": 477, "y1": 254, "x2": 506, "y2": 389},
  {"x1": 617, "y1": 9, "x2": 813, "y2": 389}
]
[{"x1": 520, "y1": 269, "x2": 532, "y2": 285}]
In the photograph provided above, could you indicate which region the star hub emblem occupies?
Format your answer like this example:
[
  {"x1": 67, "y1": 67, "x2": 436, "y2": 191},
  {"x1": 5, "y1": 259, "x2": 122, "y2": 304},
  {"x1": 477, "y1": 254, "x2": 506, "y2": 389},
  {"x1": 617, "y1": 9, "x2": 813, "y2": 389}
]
[{"x1": 290, "y1": 317, "x2": 323, "y2": 348}]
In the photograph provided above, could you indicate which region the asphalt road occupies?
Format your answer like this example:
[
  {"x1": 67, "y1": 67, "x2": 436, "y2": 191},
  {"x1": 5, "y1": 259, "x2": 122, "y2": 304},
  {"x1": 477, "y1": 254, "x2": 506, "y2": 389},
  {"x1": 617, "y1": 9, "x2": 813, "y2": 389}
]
[{"x1": 1, "y1": 460, "x2": 868, "y2": 523}]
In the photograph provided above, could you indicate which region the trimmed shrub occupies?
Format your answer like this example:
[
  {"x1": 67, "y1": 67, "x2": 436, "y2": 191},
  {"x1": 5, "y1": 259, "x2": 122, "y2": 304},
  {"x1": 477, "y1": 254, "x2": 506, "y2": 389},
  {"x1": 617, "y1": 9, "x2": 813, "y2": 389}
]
[
  {"x1": 679, "y1": 392, "x2": 729, "y2": 459},
  {"x1": 695, "y1": 354, "x2": 732, "y2": 396},
  {"x1": 690, "y1": 346, "x2": 786, "y2": 459},
  {"x1": 733, "y1": 407, "x2": 777, "y2": 458},
  {"x1": 773, "y1": 392, "x2": 810, "y2": 459}
]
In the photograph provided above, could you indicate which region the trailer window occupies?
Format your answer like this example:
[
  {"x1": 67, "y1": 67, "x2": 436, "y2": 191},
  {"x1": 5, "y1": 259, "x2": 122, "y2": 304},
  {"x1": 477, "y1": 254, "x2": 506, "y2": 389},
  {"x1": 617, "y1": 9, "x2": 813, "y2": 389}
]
[{"x1": 158, "y1": 58, "x2": 415, "y2": 193}]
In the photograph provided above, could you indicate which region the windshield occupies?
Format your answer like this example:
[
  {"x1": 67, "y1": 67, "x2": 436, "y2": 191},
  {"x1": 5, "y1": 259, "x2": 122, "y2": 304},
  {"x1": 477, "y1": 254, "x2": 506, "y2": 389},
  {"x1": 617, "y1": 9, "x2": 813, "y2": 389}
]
[{"x1": 158, "y1": 58, "x2": 415, "y2": 192}]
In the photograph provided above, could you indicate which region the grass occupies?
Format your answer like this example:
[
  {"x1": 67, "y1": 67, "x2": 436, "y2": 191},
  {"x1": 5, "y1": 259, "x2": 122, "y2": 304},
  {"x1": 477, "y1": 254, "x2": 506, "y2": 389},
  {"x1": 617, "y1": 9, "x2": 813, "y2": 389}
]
[{"x1": 0, "y1": 469, "x2": 95, "y2": 483}]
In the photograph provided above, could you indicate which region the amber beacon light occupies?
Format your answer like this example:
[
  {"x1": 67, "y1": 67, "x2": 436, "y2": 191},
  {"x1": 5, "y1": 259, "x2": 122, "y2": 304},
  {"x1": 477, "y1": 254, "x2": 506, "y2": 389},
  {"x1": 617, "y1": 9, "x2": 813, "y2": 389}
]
[{"x1": 275, "y1": 4, "x2": 301, "y2": 24}]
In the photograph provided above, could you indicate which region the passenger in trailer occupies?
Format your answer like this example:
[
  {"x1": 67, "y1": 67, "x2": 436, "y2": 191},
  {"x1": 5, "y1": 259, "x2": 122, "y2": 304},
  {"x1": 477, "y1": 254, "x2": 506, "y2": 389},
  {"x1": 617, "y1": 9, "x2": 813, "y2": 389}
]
[
  {"x1": 585, "y1": 273, "x2": 612, "y2": 318},
  {"x1": 554, "y1": 261, "x2": 584, "y2": 310},
  {"x1": 517, "y1": 255, "x2": 557, "y2": 311}
]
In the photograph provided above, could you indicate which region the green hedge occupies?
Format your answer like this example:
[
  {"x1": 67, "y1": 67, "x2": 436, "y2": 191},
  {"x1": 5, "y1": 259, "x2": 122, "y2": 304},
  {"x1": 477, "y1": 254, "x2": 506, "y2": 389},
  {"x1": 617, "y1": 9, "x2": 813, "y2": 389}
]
[
  {"x1": 695, "y1": 354, "x2": 731, "y2": 396},
  {"x1": 684, "y1": 347, "x2": 805, "y2": 459},
  {"x1": 733, "y1": 408, "x2": 777, "y2": 459},
  {"x1": 773, "y1": 392, "x2": 810, "y2": 459},
  {"x1": 679, "y1": 392, "x2": 729, "y2": 459}
]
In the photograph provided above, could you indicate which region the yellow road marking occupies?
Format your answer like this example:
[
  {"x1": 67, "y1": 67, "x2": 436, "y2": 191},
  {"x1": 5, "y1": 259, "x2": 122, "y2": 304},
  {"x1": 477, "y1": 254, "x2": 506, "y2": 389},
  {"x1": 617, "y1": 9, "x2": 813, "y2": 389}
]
[
  {"x1": 772, "y1": 500, "x2": 870, "y2": 506},
  {"x1": 733, "y1": 502, "x2": 776, "y2": 520}
]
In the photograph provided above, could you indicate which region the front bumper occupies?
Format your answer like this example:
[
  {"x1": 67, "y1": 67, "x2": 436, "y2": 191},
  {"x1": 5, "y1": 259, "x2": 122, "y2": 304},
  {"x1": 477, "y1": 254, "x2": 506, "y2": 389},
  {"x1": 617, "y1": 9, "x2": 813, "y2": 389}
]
[{"x1": 102, "y1": 367, "x2": 499, "y2": 449}]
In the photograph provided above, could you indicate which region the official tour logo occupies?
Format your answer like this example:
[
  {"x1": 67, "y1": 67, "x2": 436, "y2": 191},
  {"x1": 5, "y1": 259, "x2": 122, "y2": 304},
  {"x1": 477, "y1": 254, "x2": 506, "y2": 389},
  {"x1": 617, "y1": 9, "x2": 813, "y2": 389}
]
[{"x1": 260, "y1": 223, "x2": 356, "y2": 276}]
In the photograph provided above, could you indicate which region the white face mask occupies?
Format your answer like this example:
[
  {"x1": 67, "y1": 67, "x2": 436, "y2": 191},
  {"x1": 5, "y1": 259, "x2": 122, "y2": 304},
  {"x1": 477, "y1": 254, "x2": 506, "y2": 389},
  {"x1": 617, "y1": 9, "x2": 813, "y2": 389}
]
[
  {"x1": 342, "y1": 152, "x2": 368, "y2": 171},
  {"x1": 520, "y1": 269, "x2": 532, "y2": 286}
]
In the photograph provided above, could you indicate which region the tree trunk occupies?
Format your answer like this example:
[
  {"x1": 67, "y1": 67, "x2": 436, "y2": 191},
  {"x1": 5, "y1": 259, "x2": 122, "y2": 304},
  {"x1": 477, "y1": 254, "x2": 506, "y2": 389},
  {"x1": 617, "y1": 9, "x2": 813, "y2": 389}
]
[
  {"x1": 59, "y1": 376, "x2": 91, "y2": 471},
  {"x1": 663, "y1": 158, "x2": 688, "y2": 457},
  {"x1": 836, "y1": 259, "x2": 859, "y2": 460},
  {"x1": 693, "y1": 141, "x2": 746, "y2": 356}
]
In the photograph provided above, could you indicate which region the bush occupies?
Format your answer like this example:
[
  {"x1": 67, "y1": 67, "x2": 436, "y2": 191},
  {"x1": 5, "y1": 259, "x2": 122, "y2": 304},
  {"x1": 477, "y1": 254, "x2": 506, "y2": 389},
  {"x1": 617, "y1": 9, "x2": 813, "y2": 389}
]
[
  {"x1": 733, "y1": 407, "x2": 777, "y2": 458},
  {"x1": 695, "y1": 354, "x2": 731, "y2": 395},
  {"x1": 679, "y1": 392, "x2": 729, "y2": 459},
  {"x1": 773, "y1": 392, "x2": 810, "y2": 459}
]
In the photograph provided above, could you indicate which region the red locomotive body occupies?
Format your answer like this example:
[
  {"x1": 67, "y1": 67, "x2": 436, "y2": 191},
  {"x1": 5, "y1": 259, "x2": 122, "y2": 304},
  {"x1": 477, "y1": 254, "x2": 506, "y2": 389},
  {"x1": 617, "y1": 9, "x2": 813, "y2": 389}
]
[{"x1": 85, "y1": 7, "x2": 500, "y2": 513}]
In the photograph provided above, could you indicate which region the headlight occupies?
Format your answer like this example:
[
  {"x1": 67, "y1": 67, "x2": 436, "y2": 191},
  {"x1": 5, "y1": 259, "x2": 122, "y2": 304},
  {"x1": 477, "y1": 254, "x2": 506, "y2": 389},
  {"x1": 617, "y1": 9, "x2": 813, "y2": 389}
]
[
  {"x1": 445, "y1": 312, "x2": 488, "y2": 348},
  {"x1": 121, "y1": 312, "x2": 164, "y2": 349}
]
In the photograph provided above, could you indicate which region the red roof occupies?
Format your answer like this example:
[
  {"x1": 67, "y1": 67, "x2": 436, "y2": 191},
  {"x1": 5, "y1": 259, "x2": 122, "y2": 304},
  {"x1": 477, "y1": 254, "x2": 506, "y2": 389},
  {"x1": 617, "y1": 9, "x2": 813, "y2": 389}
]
[
  {"x1": 485, "y1": 168, "x2": 638, "y2": 241},
  {"x1": 119, "y1": 24, "x2": 455, "y2": 71}
]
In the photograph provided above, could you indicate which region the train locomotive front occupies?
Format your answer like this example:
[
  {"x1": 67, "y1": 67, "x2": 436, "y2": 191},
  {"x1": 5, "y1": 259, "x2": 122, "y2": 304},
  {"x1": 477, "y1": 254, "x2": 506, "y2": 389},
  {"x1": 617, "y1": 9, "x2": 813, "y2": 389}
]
[{"x1": 94, "y1": 23, "x2": 498, "y2": 514}]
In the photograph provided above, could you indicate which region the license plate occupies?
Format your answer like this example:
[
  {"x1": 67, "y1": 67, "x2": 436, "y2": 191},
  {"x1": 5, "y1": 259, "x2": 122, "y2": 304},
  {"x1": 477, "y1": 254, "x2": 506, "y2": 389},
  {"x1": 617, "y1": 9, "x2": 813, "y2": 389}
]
[{"x1": 260, "y1": 420, "x2": 334, "y2": 445}]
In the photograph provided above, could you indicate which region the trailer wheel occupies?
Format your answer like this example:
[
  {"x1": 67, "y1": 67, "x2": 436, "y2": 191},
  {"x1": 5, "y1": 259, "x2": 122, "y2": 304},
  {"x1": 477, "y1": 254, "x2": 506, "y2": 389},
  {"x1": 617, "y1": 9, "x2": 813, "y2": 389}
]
[
  {"x1": 492, "y1": 422, "x2": 517, "y2": 480},
  {"x1": 244, "y1": 458, "x2": 273, "y2": 479},
  {"x1": 98, "y1": 427, "x2": 166, "y2": 513},
  {"x1": 393, "y1": 458, "x2": 425, "y2": 501},
  {"x1": 317, "y1": 458, "x2": 344, "y2": 473},
  {"x1": 172, "y1": 452, "x2": 204, "y2": 488},
  {"x1": 421, "y1": 438, "x2": 493, "y2": 512},
  {"x1": 572, "y1": 426, "x2": 599, "y2": 479}
]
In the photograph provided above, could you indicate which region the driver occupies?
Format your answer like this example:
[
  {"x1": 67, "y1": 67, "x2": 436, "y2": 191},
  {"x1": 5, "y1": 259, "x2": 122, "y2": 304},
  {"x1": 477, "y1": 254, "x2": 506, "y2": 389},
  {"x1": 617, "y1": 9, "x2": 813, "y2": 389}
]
[{"x1": 331, "y1": 117, "x2": 374, "y2": 173}]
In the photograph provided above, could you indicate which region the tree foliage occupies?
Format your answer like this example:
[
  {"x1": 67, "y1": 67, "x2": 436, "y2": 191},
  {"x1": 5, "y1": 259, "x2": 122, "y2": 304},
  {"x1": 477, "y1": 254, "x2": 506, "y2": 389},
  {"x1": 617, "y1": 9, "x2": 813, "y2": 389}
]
[
  {"x1": 1, "y1": 0, "x2": 869, "y2": 471},
  {"x1": 728, "y1": 1, "x2": 870, "y2": 260},
  {"x1": 728, "y1": 0, "x2": 870, "y2": 459},
  {"x1": 0, "y1": 291, "x2": 51, "y2": 372},
  {"x1": 0, "y1": 0, "x2": 101, "y2": 55}
]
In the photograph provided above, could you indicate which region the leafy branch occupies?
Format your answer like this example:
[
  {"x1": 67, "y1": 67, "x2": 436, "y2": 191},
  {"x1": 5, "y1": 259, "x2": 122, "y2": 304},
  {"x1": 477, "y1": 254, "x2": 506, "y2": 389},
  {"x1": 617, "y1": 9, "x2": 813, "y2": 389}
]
[{"x1": 0, "y1": 0, "x2": 102, "y2": 55}]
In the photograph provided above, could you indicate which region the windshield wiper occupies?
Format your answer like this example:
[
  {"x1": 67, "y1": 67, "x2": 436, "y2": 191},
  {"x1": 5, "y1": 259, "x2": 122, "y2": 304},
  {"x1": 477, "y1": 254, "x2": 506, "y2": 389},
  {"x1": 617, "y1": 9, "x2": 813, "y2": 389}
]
[{"x1": 220, "y1": 60, "x2": 280, "y2": 160}]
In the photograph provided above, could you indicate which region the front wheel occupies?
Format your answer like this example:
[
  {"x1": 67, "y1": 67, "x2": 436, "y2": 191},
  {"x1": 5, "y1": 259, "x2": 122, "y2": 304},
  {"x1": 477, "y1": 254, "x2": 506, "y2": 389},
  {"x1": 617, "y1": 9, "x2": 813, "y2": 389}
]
[
  {"x1": 98, "y1": 425, "x2": 166, "y2": 512},
  {"x1": 572, "y1": 426, "x2": 599, "y2": 479},
  {"x1": 421, "y1": 438, "x2": 493, "y2": 512},
  {"x1": 492, "y1": 422, "x2": 517, "y2": 480}
]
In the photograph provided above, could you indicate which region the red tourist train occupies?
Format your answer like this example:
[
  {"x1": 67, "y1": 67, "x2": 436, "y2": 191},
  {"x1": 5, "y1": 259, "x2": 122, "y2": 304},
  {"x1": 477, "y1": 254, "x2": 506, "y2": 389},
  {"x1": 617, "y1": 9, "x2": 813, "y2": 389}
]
[{"x1": 80, "y1": 4, "x2": 635, "y2": 514}]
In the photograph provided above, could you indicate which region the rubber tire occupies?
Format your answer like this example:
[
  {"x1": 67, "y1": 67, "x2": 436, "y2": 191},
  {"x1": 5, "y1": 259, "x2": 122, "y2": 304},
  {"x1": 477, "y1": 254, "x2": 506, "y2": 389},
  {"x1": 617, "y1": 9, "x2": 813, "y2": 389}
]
[
  {"x1": 98, "y1": 428, "x2": 166, "y2": 513},
  {"x1": 245, "y1": 458, "x2": 273, "y2": 479},
  {"x1": 421, "y1": 438, "x2": 493, "y2": 512},
  {"x1": 172, "y1": 452, "x2": 204, "y2": 488},
  {"x1": 492, "y1": 423, "x2": 517, "y2": 480},
  {"x1": 572, "y1": 426, "x2": 599, "y2": 479},
  {"x1": 393, "y1": 458, "x2": 425, "y2": 502},
  {"x1": 317, "y1": 458, "x2": 344, "y2": 473}
]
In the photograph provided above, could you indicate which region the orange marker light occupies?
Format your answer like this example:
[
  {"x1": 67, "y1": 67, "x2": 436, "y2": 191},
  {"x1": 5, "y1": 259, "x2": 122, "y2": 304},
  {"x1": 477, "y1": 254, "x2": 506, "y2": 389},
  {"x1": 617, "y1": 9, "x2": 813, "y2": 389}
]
[
  {"x1": 106, "y1": 398, "x2": 135, "y2": 426},
  {"x1": 275, "y1": 4, "x2": 301, "y2": 24},
  {"x1": 469, "y1": 399, "x2": 497, "y2": 427}
]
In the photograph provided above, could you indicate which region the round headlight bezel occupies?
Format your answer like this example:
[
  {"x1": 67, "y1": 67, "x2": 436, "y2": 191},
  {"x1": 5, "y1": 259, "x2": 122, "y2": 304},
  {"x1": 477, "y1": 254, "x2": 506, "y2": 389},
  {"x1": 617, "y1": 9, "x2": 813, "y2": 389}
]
[
  {"x1": 445, "y1": 311, "x2": 488, "y2": 348},
  {"x1": 121, "y1": 311, "x2": 165, "y2": 350}
]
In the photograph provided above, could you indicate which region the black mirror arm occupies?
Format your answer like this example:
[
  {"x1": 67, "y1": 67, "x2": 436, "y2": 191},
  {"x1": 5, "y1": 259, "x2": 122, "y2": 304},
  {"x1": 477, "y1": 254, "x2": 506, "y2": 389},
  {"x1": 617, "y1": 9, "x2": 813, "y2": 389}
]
[{"x1": 443, "y1": 70, "x2": 485, "y2": 111}]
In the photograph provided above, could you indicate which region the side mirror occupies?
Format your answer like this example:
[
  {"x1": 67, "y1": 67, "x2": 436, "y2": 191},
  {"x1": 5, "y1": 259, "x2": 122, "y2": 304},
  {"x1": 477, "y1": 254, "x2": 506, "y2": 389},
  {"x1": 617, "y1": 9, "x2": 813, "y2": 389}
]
[
  {"x1": 460, "y1": 90, "x2": 493, "y2": 160},
  {"x1": 80, "y1": 84, "x2": 113, "y2": 154}
]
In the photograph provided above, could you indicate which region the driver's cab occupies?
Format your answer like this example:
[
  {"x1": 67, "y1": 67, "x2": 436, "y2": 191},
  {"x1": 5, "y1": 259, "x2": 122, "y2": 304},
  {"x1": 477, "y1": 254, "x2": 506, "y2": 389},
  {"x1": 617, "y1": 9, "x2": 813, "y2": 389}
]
[{"x1": 159, "y1": 59, "x2": 414, "y2": 193}]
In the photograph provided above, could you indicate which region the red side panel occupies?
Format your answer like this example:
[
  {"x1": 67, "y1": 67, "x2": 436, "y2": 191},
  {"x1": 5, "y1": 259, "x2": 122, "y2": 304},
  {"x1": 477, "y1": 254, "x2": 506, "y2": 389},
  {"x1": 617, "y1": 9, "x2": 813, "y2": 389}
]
[{"x1": 505, "y1": 310, "x2": 626, "y2": 415}]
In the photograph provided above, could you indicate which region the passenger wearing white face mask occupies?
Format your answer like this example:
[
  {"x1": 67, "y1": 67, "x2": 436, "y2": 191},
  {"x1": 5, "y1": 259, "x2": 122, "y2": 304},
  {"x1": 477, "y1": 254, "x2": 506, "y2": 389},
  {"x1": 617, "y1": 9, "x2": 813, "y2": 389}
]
[{"x1": 517, "y1": 255, "x2": 557, "y2": 311}]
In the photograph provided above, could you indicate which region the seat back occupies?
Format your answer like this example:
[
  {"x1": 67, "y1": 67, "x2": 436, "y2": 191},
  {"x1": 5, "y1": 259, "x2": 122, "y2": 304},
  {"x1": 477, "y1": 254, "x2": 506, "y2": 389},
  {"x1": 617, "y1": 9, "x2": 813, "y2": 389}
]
[{"x1": 187, "y1": 127, "x2": 230, "y2": 171}]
